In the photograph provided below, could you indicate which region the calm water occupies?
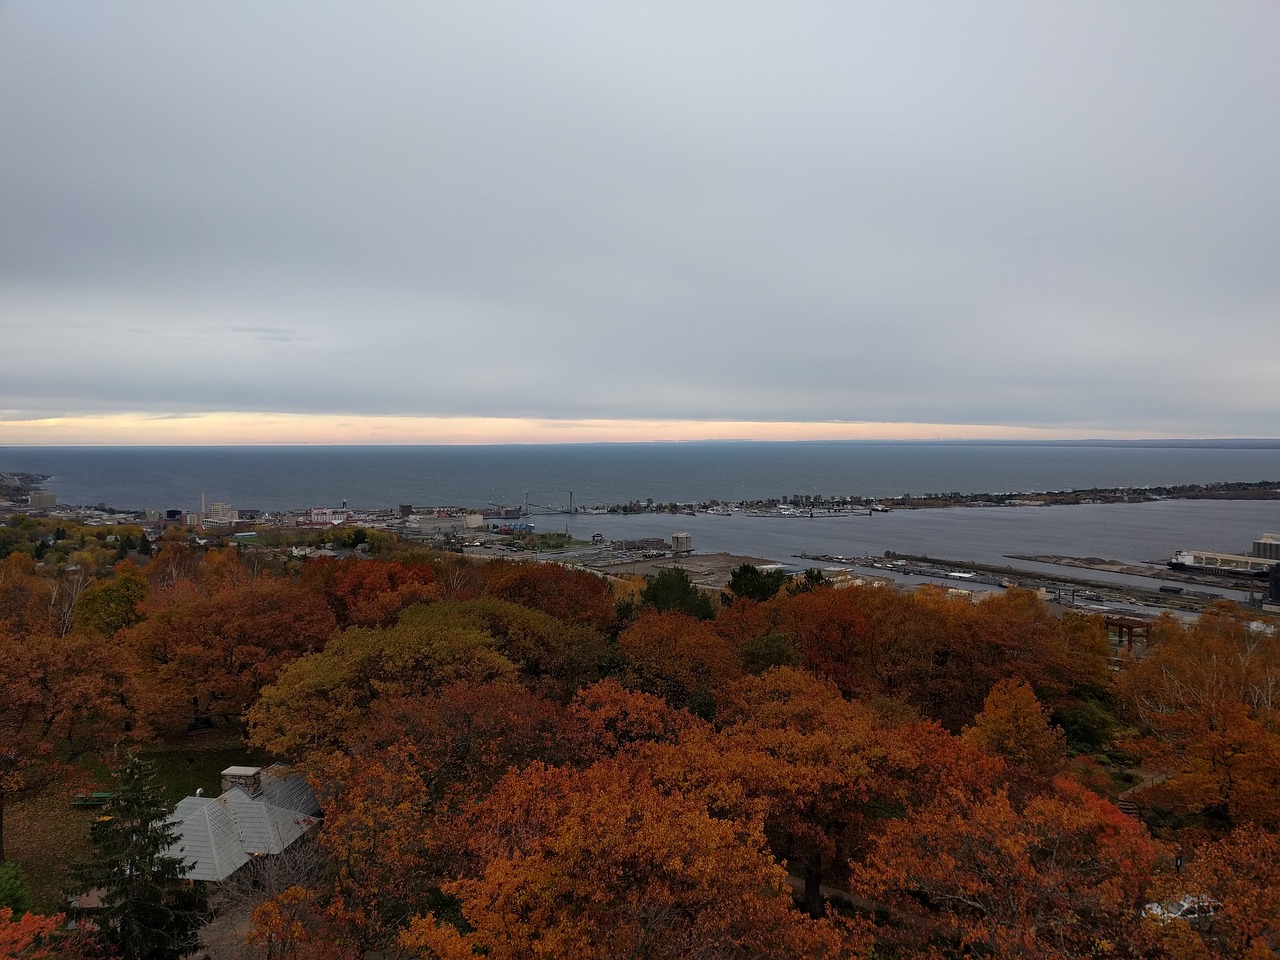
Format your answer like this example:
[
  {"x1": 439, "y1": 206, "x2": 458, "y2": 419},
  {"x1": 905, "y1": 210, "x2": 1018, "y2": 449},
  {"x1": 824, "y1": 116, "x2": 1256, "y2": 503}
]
[
  {"x1": 4, "y1": 441, "x2": 1279, "y2": 514},
  {"x1": 5, "y1": 442, "x2": 1278, "y2": 599},
  {"x1": 559, "y1": 500, "x2": 1280, "y2": 591}
]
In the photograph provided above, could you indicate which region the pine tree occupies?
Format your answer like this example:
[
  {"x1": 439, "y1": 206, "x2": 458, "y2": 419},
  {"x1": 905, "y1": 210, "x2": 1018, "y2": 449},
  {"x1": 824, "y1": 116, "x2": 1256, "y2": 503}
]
[
  {"x1": 70, "y1": 753, "x2": 208, "y2": 960},
  {"x1": 0, "y1": 860, "x2": 30, "y2": 912}
]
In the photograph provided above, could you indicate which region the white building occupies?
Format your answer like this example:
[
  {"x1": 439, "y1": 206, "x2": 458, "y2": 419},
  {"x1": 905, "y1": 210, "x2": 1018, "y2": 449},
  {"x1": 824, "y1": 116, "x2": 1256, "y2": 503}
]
[{"x1": 308, "y1": 507, "x2": 351, "y2": 524}]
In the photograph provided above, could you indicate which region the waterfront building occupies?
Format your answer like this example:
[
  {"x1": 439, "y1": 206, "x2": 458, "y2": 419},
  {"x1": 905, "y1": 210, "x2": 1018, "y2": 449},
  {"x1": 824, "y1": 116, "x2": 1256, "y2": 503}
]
[{"x1": 308, "y1": 507, "x2": 351, "y2": 524}]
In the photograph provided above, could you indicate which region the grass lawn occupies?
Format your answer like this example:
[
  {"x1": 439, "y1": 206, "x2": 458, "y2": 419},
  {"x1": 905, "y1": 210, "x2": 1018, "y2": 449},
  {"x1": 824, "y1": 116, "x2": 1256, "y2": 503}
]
[{"x1": 7, "y1": 731, "x2": 274, "y2": 914}]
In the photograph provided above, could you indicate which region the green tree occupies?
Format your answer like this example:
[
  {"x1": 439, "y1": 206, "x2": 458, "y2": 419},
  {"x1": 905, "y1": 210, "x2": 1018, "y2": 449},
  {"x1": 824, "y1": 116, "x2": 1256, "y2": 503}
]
[
  {"x1": 72, "y1": 560, "x2": 149, "y2": 636},
  {"x1": 70, "y1": 754, "x2": 208, "y2": 960},
  {"x1": 789, "y1": 567, "x2": 829, "y2": 595},
  {"x1": 739, "y1": 632, "x2": 801, "y2": 674},
  {"x1": 639, "y1": 568, "x2": 715, "y2": 620},
  {"x1": 0, "y1": 860, "x2": 29, "y2": 913},
  {"x1": 726, "y1": 563, "x2": 788, "y2": 603}
]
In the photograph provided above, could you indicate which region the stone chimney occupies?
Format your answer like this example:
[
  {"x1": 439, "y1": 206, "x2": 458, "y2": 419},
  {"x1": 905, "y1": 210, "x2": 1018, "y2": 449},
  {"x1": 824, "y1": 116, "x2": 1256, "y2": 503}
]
[{"x1": 221, "y1": 765, "x2": 263, "y2": 797}]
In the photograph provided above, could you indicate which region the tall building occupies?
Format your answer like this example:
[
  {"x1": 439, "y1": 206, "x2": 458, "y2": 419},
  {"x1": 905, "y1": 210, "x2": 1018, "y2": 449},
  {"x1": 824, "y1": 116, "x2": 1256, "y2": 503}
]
[{"x1": 207, "y1": 501, "x2": 239, "y2": 523}]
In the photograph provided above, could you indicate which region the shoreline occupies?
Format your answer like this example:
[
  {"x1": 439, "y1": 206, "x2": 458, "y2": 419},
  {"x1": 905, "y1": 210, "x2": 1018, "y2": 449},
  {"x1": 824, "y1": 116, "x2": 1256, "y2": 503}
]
[{"x1": 5, "y1": 478, "x2": 1280, "y2": 524}]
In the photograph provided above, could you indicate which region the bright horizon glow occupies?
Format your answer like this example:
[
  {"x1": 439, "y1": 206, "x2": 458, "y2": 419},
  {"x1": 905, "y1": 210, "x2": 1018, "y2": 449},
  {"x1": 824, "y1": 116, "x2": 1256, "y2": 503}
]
[{"x1": 0, "y1": 412, "x2": 1217, "y2": 446}]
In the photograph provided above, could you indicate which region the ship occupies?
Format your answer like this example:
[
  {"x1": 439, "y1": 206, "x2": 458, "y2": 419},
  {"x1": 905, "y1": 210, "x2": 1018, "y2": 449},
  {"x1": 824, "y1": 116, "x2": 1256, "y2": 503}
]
[{"x1": 1167, "y1": 549, "x2": 1276, "y2": 579}]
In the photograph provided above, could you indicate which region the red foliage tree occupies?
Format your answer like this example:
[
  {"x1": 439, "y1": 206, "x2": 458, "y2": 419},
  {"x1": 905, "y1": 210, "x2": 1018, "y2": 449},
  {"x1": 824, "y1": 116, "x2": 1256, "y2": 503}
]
[{"x1": 477, "y1": 560, "x2": 618, "y2": 634}]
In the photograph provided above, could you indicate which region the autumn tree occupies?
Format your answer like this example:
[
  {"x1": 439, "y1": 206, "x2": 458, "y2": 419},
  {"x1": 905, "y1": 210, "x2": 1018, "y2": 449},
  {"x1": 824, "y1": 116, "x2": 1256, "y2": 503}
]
[
  {"x1": 249, "y1": 607, "x2": 521, "y2": 759},
  {"x1": 616, "y1": 609, "x2": 742, "y2": 716},
  {"x1": 852, "y1": 774, "x2": 1159, "y2": 960},
  {"x1": 0, "y1": 912, "x2": 104, "y2": 960},
  {"x1": 144, "y1": 537, "x2": 200, "y2": 590},
  {"x1": 0, "y1": 554, "x2": 56, "y2": 644},
  {"x1": 245, "y1": 884, "x2": 347, "y2": 960},
  {"x1": 354, "y1": 681, "x2": 574, "y2": 809},
  {"x1": 0, "y1": 908, "x2": 62, "y2": 959},
  {"x1": 303, "y1": 743, "x2": 437, "y2": 955},
  {"x1": 638, "y1": 668, "x2": 934, "y2": 917},
  {"x1": 962, "y1": 677, "x2": 1067, "y2": 798},
  {"x1": 705, "y1": 595, "x2": 799, "y2": 674},
  {"x1": 565, "y1": 679, "x2": 705, "y2": 762},
  {"x1": 774, "y1": 584, "x2": 1079, "y2": 731},
  {"x1": 303, "y1": 557, "x2": 440, "y2": 629},
  {"x1": 123, "y1": 577, "x2": 337, "y2": 736},
  {"x1": 0, "y1": 623, "x2": 133, "y2": 863},
  {"x1": 477, "y1": 560, "x2": 617, "y2": 634},
  {"x1": 1147, "y1": 825, "x2": 1280, "y2": 959},
  {"x1": 71, "y1": 560, "x2": 148, "y2": 636},
  {"x1": 404, "y1": 760, "x2": 862, "y2": 960},
  {"x1": 394, "y1": 599, "x2": 607, "y2": 699},
  {"x1": 1121, "y1": 603, "x2": 1280, "y2": 828}
]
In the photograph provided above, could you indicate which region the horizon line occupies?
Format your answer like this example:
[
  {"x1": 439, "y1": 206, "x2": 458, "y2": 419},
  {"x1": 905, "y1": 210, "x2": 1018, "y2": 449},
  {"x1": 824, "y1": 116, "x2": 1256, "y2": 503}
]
[{"x1": 1, "y1": 412, "x2": 1276, "y2": 446}]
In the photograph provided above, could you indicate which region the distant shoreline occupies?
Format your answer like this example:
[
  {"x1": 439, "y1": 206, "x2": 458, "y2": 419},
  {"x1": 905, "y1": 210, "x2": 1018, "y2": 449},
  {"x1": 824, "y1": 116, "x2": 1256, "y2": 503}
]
[
  {"x1": 5, "y1": 443, "x2": 1278, "y2": 516},
  {"x1": 599, "y1": 480, "x2": 1280, "y2": 516},
  {"x1": 7, "y1": 478, "x2": 1279, "y2": 522}
]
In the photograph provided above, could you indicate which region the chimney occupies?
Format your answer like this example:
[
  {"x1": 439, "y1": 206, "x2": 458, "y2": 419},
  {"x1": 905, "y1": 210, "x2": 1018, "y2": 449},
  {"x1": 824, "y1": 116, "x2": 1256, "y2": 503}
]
[{"x1": 221, "y1": 765, "x2": 263, "y2": 797}]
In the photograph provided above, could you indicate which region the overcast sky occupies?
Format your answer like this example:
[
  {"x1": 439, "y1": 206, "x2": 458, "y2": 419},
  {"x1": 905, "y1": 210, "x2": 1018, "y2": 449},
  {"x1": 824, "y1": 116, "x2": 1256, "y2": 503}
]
[{"x1": 3, "y1": 2, "x2": 1278, "y2": 444}]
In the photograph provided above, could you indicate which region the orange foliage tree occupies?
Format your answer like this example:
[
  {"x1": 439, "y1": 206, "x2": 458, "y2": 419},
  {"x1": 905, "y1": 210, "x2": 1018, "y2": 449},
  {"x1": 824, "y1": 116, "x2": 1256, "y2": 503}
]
[
  {"x1": 961, "y1": 677, "x2": 1067, "y2": 799},
  {"x1": 616, "y1": 609, "x2": 742, "y2": 716},
  {"x1": 1, "y1": 625, "x2": 133, "y2": 862},
  {"x1": 564, "y1": 679, "x2": 705, "y2": 762},
  {"x1": 0, "y1": 908, "x2": 61, "y2": 959},
  {"x1": 247, "y1": 742, "x2": 440, "y2": 959},
  {"x1": 1169, "y1": 825, "x2": 1280, "y2": 959},
  {"x1": 301, "y1": 557, "x2": 441, "y2": 629},
  {"x1": 0, "y1": 555, "x2": 56, "y2": 644},
  {"x1": 353, "y1": 681, "x2": 574, "y2": 808},
  {"x1": 853, "y1": 774, "x2": 1160, "y2": 960},
  {"x1": 774, "y1": 584, "x2": 1082, "y2": 731},
  {"x1": 1121, "y1": 603, "x2": 1280, "y2": 828},
  {"x1": 123, "y1": 577, "x2": 337, "y2": 735},
  {"x1": 638, "y1": 668, "x2": 937, "y2": 917},
  {"x1": 404, "y1": 760, "x2": 863, "y2": 960}
]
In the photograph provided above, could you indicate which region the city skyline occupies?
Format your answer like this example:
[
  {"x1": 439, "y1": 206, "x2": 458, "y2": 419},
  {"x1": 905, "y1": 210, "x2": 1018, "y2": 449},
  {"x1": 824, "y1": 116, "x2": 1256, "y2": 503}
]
[{"x1": 3, "y1": 3, "x2": 1279, "y2": 445}]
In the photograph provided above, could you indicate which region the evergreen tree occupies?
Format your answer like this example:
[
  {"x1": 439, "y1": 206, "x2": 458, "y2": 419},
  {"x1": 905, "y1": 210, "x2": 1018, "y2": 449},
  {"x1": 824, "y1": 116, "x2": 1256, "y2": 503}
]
[
  {"x1": 639, "y1": 567, "x2": 716, "y2": 620},
  {"x1": 726, "y1": 562, "x2": 789, "y2": 602},
  {"x1": 0, "y1": 860, "x2": 29, "y2": 912},
  {"x1": 71, "y1": 754, "x2": 207, "y2": 960}
]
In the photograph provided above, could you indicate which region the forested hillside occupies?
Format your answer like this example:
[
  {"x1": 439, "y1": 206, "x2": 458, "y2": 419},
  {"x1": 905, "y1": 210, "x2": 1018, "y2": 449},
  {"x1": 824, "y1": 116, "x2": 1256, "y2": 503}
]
[{"x1": 1, "y1": 518, "x2": 1276, "y2": 958}]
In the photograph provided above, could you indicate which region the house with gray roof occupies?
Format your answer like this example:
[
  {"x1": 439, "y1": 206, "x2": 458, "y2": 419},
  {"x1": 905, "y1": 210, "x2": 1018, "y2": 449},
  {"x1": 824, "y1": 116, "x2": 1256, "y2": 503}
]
[{"x1": 167, "y1": 764, "x2": 320, "y2": 883}]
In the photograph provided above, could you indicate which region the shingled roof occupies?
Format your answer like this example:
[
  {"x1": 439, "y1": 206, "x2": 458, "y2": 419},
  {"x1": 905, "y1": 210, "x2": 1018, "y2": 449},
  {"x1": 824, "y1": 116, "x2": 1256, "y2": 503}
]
[{"x1": 166, "y1": 765, "x2": 320, "y2": 883}]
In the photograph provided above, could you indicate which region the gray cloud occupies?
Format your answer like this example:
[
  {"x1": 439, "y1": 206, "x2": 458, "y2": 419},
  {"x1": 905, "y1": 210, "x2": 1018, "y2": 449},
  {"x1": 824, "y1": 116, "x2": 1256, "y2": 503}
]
[{"x1": 2, "y1": 2, "x2": 1279, "y2": 436}]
